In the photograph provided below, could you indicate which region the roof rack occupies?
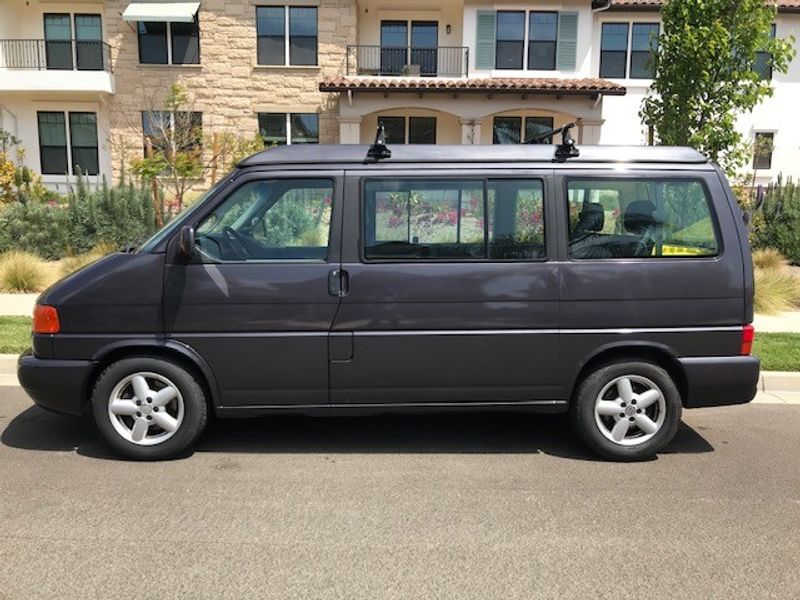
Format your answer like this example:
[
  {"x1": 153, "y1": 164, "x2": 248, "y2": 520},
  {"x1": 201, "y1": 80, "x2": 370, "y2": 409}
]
[
  {"x1": 525, "y1": 121, "x2": 580, "y2": 162},
  {"x1": 365, "y1": 124, "x2": 391, "y2": 162}
]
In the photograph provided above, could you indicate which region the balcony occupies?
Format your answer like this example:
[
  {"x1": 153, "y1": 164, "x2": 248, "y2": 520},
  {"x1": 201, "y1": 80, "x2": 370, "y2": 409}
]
[
  {"x1": 346, "y1": 45, "x2": 469, "y2": 78},
  {"x1": 0, "y1": 39, "x2": 114, "y2": 94}
]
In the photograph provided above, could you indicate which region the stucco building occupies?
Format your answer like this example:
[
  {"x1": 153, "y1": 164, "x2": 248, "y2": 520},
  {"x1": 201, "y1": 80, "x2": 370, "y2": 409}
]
[{"x1": 0, "y1": 0, "x2": 797, "y2": 192}]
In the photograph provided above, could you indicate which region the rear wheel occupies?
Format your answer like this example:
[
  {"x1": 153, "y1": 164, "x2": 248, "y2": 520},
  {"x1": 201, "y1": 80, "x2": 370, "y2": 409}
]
[
  {"x1": 570, "y1": 360, "x2": 682, "y2": 461},
  {"x1": 91, "y1": 356, "x2": 208, "y2": 460}
]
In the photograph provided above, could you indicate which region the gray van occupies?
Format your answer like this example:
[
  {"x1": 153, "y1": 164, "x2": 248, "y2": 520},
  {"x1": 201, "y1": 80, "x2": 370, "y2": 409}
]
[{"x1": 17, "y1": 136, "x2": 759, "y2": 461}]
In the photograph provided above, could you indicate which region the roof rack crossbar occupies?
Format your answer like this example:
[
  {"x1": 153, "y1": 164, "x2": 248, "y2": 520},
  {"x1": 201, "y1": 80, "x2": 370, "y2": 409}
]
[
  {"x1": 524, "y1": 121, "x2": 580, "y2": 162},
  {"x1": 365, "y1": 124, "x2": 391, "y2": 162}
]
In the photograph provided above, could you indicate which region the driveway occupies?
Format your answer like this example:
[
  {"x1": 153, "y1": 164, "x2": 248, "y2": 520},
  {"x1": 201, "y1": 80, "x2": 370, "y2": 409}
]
[{"x1": 1, "y1": 386, "x2": 798, "y2": 599}]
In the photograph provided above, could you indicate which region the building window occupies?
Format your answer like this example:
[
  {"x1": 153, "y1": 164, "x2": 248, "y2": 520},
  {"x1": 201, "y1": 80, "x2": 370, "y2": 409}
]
[
  {"x1": 378, "y1": 116, "x2": 437, "y2": 144},
  {"x1": 493, "y1": 116, "x2": 554, "y2": 144},
  {"x1": 600, "y1": 23, "x2": 629, "y2": 78},
  {"x1": 528, "y1": 12, "x2": 558, "y2": 70},
  {"x1": 137, "y1": 17, "x2": 200, "y2": 65},
  {"x1": 37, "y1": 111, "x2": 99, "y2": 176},
  {"x1": 754, "y1": 24, "x2": 777, "y2": 80},
  {"x1": 43, "y1": 14, "x2": 73, "y2": 70},
  {"x1": 37, "y1": 112, "x2": 68, "y2": 175},
  {"x1": 495, "y1": 11, "x2": 524, "y2": 69},
  {"x1": 74, "y1": 14, "x2": 104, "y2": 70},
  {"x1": 43, "y1": 13, "x2": 104, "y2": 70},
  {"x1": 600, "y1": 22, "x2": 659, "y2": 79},
  {"x1": 142, "y1": 111, "x2": 203, "y2": 156},
  {"x1": 753, "y1": 132, "x2": 774, "y2": 170},
  {"x1": 629, "y1": 23, "x2": 659, "y2": 79},
  {"x1": 68, "y1": 112, "x2": 99, "y2": 175},
  {"x1": 258, "y1": 113, "x2": 319, "y2": 145},
  {"x1": 257, "y1": 6, "x2": 318, "y2": 66}
]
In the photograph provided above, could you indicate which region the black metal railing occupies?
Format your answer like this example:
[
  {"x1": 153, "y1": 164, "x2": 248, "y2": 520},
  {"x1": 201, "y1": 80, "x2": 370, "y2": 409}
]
[
  {"x1": 346, "y1": 45, "x2": 468, "y2": 78},
  {"x1": 0, "y1": 39, "x2": 112, "y2": 72}
]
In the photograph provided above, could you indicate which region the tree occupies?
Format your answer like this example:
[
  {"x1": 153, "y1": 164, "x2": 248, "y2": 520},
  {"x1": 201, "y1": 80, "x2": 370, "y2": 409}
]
[
  {"x1": 641, "y1": 0, "x2": 795, "y2": 174},
  {"x1": 129, "y1": 84, "x2": 261, "y2": 219}
]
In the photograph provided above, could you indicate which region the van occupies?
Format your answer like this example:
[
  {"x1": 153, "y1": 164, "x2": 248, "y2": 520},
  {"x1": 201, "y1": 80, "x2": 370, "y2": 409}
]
[{"x1": 17, "y1": 134, "x2": 760, "y2": 461}]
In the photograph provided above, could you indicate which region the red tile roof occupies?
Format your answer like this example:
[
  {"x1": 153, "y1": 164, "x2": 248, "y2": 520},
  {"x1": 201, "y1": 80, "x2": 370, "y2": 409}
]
[
  {"x1": 608, "y1": 0, "x2": 800, "y2": 9},
  {"x1": 319, "y1": 77, "x2": 627, "y2": 96}
]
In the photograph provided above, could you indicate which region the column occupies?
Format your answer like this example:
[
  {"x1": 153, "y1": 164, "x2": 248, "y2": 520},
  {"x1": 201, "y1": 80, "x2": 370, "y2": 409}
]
[
  {"x1": 338, "y1": 116, "x2": 362, "y2": 144},
  {"x1": 460, "y1": 118, "x2": 482, "y2": 145}
]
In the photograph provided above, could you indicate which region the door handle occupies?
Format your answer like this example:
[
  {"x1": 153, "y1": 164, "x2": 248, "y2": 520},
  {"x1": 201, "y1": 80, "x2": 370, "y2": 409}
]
[{"x1": 328, "y1": 269, "x2": 349, "y2": 297}]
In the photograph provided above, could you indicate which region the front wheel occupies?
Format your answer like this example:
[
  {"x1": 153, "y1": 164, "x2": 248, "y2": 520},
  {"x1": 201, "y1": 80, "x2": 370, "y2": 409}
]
[
  {"x1": 91, "y1": 356, "x2": 208, "y2": 460},
  {"x1": 570, "y1": 360, "x2": 682, "y2": 461}
]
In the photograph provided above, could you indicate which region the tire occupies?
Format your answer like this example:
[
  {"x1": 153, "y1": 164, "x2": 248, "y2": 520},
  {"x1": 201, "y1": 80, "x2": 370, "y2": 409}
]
[
  {"x1": 91, "y1": 355, "x2": 208, "y2": 460},
  {"x1": 570, "y1": 360, "x2": 682, "y2": 461}
]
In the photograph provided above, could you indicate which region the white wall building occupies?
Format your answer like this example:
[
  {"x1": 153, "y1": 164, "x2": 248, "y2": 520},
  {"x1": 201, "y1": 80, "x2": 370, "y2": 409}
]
[{"x1": 0, "y1": 0, "x2": 797, "y2": 190}]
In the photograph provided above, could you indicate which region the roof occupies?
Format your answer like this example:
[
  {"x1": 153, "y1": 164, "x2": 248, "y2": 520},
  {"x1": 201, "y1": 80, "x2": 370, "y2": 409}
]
[
  {"x1": 238, "y1": 144, "x2": 708, "y2": 167},
  {"x1": 319, "y1": 77, "x2": 627, "y2": 97},
  {"x1": 606, "y1": 0, "x2": 800, "y2": 10}
]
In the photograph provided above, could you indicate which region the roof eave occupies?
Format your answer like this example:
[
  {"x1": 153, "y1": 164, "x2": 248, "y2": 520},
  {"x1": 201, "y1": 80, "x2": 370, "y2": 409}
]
[{"x1": 318, "y1": 85, "x2": 627, "y2": 97}]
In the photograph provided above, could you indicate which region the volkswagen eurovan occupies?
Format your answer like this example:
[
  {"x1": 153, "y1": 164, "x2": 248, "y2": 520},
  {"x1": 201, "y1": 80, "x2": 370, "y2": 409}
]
[{"x1": 18, "y1": 137, "x2": 760, "y2": 460}]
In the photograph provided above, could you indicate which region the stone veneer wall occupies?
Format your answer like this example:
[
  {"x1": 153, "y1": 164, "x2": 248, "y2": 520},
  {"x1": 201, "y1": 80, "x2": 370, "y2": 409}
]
[{"x1": 103, "y1": 0, "x2": 355, "y2": 185}]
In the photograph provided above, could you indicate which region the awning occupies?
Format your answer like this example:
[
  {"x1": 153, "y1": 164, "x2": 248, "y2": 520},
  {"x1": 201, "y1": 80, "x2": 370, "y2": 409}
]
[{"x1": 122, "y1": 2, "x2": 200, "y2": 23}]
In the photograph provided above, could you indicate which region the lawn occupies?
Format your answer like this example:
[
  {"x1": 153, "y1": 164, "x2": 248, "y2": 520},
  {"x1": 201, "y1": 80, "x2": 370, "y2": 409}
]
[
  {"x1": 0, "y1": 316, "x2": 31, "y2": 354},
  {"x1": 0, "y1": 317, "x2": 798, "y2": 372}
]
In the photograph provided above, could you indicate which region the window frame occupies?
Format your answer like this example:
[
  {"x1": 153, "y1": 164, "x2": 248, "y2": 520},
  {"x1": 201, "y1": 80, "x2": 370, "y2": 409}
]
[
  {"x1": 377, "y1": 116, "x2": 437, "y2": 144},
  {"x1": 137, "y1": 16, "x2": 200, "y2": 65},
  {"x1": 359, "y1": 175, "x2": 549, "y2": 264},
  {"x1": 37, "y1": 110, "x2": 100, "y2": 176},
  {"x1": 753, "y1": 132, "x2": 775, "y2": 170},
  {"x1": 492, "y1": 116, "x2": 554, "y2": 144},
  {"x1": 563, "y1": 175, "x2": 724, "y2": 262},
  {"x1": 600, "y1": 21, "x2": 659, "y2": 80},
  {"x1": 191, "y1": 175, "x2": 338, "y2": 264},
  {"x1": 258, "y1": 112, "x2": 319, "y2": 146},
  {"x1": 256, "y1": 5, "x2": 319, "y2": 66},
  {"x1": 754, "y1": 23, "x2": 777, "y2": 80},
  {"x1": 629, "y1": 22, "x2": 659, "y2": 80},
  {"x1": 68, "y1": 111, "x2": 99, "y2": 176},
  {"x1": 495, "y1": 10, "x2": 525, "y2": 70},
  {"x1": 599, "y1": 21, "x2": 630, "y2": 79},
  {"x1": 527, "y1": 11, "x2": 558, "y2": 71}
]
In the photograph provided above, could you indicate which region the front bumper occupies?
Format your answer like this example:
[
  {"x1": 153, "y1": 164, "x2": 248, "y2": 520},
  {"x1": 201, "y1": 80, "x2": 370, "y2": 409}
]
[
  {"x1": 678, "y1": 356, "x2": 760, "y2": 408},
  {"x1": 17, "y1": 350, "x2": 95, "y2": 416}
]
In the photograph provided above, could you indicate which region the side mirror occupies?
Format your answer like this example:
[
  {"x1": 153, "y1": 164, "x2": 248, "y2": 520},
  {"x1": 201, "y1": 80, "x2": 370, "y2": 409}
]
[{"x1": 177, "y1": 226, "x2": 196, "y2": 258}]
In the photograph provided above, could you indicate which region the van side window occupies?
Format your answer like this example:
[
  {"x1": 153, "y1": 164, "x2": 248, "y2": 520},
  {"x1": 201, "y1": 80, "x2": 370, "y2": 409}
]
[
  {"x1": 566, "y1": 178, "x2": 719, "y2": 259},
  {"x1": 195, "y1": 179, "x2": 333, "y2": 261},
  {"x1": 363, "y1": 178, "x2": 545, "y2": 261}
]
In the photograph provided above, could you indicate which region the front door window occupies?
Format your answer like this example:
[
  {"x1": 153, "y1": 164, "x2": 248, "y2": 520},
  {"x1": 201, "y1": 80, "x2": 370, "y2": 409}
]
[
  {"x1": 196, "y1": 179, "x2": 334, "y2": 261},
  {"x1": 411, "y1": 21, "x2": 438, "y2": 76}
]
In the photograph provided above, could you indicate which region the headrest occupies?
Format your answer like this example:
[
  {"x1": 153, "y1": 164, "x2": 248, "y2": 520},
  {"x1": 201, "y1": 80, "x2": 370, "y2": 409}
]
[
  {"x1": 624, "y1": 200, "x2": 658, "y2": 233},
  {"x1": 577, "y1": 202, "x2": 605, "y2": 232}
]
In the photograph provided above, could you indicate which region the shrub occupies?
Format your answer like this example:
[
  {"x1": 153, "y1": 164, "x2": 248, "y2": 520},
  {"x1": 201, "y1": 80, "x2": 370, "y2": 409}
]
[
  {"x1": 751, "y1": 178, "x2": 800, "y2": 265},
  {"x1": 0, "y1": 177, "x2": 157, "y2": 259},
  {"x1": 0, "y1": 251, "x2": 48, "y2": 293},
  {"x1": 754, "y1": 267, "x2": 800, "y2": 315},
  {"x1": 752, "y1": 248, "x2": 788, "y2": 271}
]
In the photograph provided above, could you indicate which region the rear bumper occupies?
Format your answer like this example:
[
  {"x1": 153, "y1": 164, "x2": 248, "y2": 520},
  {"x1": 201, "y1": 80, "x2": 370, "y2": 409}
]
[
  {"x1": 678, "y1": 356, "x2": 760, "y2": 408},
  {"x1": 17, "y1": 350, "x2": 94, "y2": 416}
]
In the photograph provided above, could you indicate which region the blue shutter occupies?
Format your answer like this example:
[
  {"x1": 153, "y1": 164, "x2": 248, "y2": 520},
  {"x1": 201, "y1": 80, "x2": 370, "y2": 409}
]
[
  {"x1": 475, "y1": 11, "x2": 496, "y2": 70},
  {"x1": 556, "y1": 12, "x2": 578, "y2": 71}
]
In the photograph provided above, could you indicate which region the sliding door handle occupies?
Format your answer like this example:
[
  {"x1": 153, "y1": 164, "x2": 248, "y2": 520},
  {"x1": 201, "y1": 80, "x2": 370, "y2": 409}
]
[{"x1": 328, "y1": 269, "x2": 350, "y2": 297}]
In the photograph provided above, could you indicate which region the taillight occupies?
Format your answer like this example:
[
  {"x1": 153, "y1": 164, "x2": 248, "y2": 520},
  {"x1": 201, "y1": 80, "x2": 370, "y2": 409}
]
[
  {"x1": 741, "y1": 324, "x2": 755, "y2": 355},
  {"x1": 32, "y1": 305, "x2": 60, "y2": 334}
]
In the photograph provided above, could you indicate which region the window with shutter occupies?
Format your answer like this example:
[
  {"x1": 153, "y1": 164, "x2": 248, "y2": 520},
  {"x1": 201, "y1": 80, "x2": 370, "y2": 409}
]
[
  {"x1": 475, "y1": 11, "x2": 496, "y2": 70},
  {"x1": 556, "y1": 12, "x2": 578, "y2": 71}
]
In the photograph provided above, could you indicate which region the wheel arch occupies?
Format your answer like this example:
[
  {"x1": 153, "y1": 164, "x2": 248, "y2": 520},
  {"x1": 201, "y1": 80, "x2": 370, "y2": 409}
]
[
  {"x1": 86, "y1": 340, "x2": 221, "y2": 415},
  {"x1": 568, "y1": 342, "x2": 688, "y2": 406}
]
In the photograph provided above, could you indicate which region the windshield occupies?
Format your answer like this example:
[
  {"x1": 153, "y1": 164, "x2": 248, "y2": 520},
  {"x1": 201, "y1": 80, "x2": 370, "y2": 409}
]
[{"x1": 138, "y1": 181, "x2": 225, "y2": 253}]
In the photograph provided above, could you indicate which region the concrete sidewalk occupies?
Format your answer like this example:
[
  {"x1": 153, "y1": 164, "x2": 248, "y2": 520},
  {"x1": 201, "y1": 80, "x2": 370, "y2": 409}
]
[
  {"x1": 1, "y1": 353, "x2": 798, "y2": 404},
  {"x1": 0, "y1": 293, "x2": 37, "y2": 317}
]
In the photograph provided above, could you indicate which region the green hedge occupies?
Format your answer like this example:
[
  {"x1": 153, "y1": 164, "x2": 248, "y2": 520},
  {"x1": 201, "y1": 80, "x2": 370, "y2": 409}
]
[
  {"x1": 0, "y1": 178, "x2": 158, "y2": 259},
  {"x1": 752, "y1": 178, "x2": 800, "y2": 265}
]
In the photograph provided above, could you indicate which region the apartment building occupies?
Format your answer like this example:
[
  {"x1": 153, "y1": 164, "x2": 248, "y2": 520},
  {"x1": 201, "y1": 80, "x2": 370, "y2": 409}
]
[{"x1": 0, "y1": 0, "x2": 797, "y2": 192}]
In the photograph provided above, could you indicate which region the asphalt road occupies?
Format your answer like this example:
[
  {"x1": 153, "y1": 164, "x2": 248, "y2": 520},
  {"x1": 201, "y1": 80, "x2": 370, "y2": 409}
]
[{"x1": 0, "y1": 386, "x2": 798, "y2": 600}]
